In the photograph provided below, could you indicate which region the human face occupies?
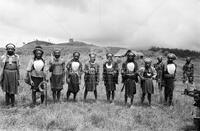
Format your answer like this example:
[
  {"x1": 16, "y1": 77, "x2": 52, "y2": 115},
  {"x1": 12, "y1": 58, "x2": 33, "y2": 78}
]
[
  {"x1": 73, "y1": 53, "x2": 80, "y2": 61},
  {"x1": 107, "y1": 56, "x2": 113, "y2": 63},
  {"x1": 145, "y1": 62, "x2": 151, "y2": 68},
  {"x1": 7, "y1": 47, "x2": 15, "y2": 55},
  {"x1": 186, "y1": 57, "x2": 191, "y2": 63},
  {"x1": 167, "y1": 58, "x2": 173, "y2": 63},
  {"x1": 54, "y1": 51, "x2": 60, "y2": 59},
  {"x1": 35, "y1": 50, "x2": 43, "y2": 59},
  {"x1": 157, "y1": 57, "x2": 162, "y2": 63},
  {"x1": 188, "y1": 76, "x2": 193, "y2": 83},
  {"x1": 127, "y1": 55, "x2": 134, "y2": 62},
  {"x1": 90, "y1": 55, "x2": 95, "y2": 63}
]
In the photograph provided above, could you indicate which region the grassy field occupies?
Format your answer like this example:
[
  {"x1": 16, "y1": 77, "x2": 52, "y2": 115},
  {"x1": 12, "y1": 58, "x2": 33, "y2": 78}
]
[{"x1": 0, "y1": 54, "x2": 199, "y2": 131}]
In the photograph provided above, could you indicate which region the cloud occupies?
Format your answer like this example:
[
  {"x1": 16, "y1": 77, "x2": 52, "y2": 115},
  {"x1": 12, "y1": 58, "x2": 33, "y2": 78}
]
[{"x1": 0, "y1": 0, "x2": 200, "y2": 50}]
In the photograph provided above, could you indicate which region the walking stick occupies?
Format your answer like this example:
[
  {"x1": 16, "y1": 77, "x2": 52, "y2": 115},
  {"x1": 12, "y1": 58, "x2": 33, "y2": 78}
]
[
  {"x1": 121, "y1": 83, "x2": 125, "y2": 92},
  {"x1": 45, "y1": 81, "x2": 48, "y2": 106}
]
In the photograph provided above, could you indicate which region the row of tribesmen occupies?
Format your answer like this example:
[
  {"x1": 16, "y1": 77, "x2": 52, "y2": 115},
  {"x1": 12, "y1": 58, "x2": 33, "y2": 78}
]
[{"x1": 0, "y1": 43, "x2": 194, "y2": 108}]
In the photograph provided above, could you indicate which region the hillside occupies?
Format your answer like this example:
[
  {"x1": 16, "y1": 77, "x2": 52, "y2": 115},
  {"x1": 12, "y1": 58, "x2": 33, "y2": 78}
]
[
  {"x1": 0, "y1": 54, "x2": 199, "y2": 130},
  {"x1": 22, "y1": 40, "x2": 54, "y2": 48},
  {"x1": 14, "y1": 40, "x2": 123, "y2": 57},
  {"x1": 57, "y1": 41, "x2": 95, "y2": 47},
  {"x1": 0, "y1": 41, "x2": 199, "y2": 130},
  {"x1": 149, "y1": 46, "x2": 200, "y2": 59}
]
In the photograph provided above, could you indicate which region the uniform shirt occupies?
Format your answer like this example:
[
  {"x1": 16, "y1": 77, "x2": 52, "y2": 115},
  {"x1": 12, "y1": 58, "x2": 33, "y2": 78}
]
[
  {"x1": 121, "y1": 61, "x2": 138, "y2": 83},
  {"x1": 183, "y1": 63, "x2": 194, "y2": 76},
  {"x1": 26, "y1": 58, "x2": 46, "y2": 78},
  {"x1": 1, "y1": 54, "x2": 20, "y2": 70},
  {"x1": 0, "y1": 54, "x2": 20, "y2": 81},
  {"x1": 163, "y1": 62, "x2": 177, "y2": 79},
  {"x1": 49, "y1": 57, "x2": 65, "y2": 75},
  {"x1": 121, "y1": 61, "x2": 138, "y2": 75},
  {"x1": 84, "y1": 61, "x2": 100, "y2": 82},
  {"x1": 103, "y1": 61, "x2": 119, "y2": 83},
  {"x1": 139, "y1": 66, "x2": 157, "y2": 79},
  {"x1": 154, "y1": 62, "x2": 164, "y2": 81},
  {"x1": 183, "y1": 63, "x2": 194, "y2": 82},
  {"x1": 66, "y1": 59, "x2": 83, "y2": 79}
]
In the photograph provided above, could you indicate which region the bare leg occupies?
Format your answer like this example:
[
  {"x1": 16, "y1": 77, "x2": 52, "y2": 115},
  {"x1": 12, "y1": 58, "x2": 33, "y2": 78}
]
[
  {"x1": 164, "y1": 86, "x2": 169, "y2": 105},
  {"x1": 147, "y1": 93, "x2": 151, "y2": 106},
  {"x1": 41, "y1": 92, "x2": 44, "y2": 104},
  {"x1": 158, "y1": 83, "x2": 163, "y2": 103},
  {"x1": 111, "y1": 91, "x2": 115, "y2": 102},
  {"x1": 57, "y1": 90, "x2": 61, "y2": 102},
  {"x1": 32, "y1": 90, "x2": 37, "y2": 105},
  {"x1": 73, "y1": 93, "x2": 77, "y2": 101},
  {"x1": 10, "y1": 94, "x2": 15, "y2": 107},
  {"x1": 125, "y1": 94, "x2": 128, "y2": 104},
  {"x1": 169, "y1": 87, "x2": 174, "y2": 106},
  {"x1": 131, "y1": 95, "x2": 134, "y2": 105},
  {"x1": 66, "y1": 90, "x2": 71, "y2": 101},
  {"x1": 106, "y1": 90, "x2": 111, "y2": 102},
  {"x1": 141, "y1": 93, "x2": 146, "y2": 104},
  {"x1": 52, "y1": 91, "x2": 56, "y2": 103},
  {"x1": 94, "y1": 90, "x2": 97, "y2": 100},
  {"x1": 84, "y1": 89, "x2": 88, "y2": 100},
  {"x1": 5, "y1": 93, "x2": 10, "y2": 106}
]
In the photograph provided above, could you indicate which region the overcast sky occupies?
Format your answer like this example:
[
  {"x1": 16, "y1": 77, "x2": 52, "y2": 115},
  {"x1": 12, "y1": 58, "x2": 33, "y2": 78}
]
[{"x1": 0, "y1": 0, "x2": 200, "y2": 50}]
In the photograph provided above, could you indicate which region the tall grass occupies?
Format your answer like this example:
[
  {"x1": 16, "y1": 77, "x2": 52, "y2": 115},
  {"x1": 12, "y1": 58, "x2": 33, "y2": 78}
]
[{"x1": 0, "y1": 54, "x2": 198, "y2": 130}]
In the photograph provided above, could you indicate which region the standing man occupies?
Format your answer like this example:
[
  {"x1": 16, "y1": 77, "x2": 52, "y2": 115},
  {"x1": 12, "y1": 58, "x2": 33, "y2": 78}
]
[
  {"x1": 121, "y1": 51, "x2": 139, "y2": 106},
  {"x1": 26, "y1": 46, "x2": 46, "y2": 106},
  {"x1": 103, "y1": 53, "x2": 119, "y2": 103},
  {"x1": 163, "y1": 53, "x2": 177, "y2": 107},
  {"x1": 139, "y1": 58, "x2": 157, "y2": 106},
  {"x1": 84, "y1": 53, "x2": 100, "y2": 101},
  {"x1": 182, "y1": 57, "x2": 194, "y2": 83},
  {"x1": 49, "y1": 49, "x2": 65, "y2": 103},
  {"x1": 0, "y1": 43, "x2": 20, "y2": 107},
  {"x1": 66, "y1": 52, "x2": 83, "y2": 101},
  {"x1": 154, "y1": 56, "x2": 165, "y2": 103}
]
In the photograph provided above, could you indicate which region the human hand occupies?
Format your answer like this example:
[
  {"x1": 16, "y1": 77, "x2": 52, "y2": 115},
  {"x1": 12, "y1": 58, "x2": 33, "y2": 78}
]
[
  {"x1": 30, "y1": 80, "x2": 34, "y2": 86},
  {"x1": 66, "y1": 78, "x2": 70, "y2": 84}
]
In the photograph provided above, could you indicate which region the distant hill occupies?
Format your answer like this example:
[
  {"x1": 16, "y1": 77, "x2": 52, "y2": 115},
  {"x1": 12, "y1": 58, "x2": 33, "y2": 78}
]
[
  {"x1": 22, "y1": 40, "x2": 54, "y2": 48},
  {"x1": 10, "y1": 40, "x2": 200, "y2": 61},
  {"x1": 57, "y1": 41, "x2": 95, "y2": 47},
  {"x1": 22, "y1": 40, "x2": 95, "y2": 48},
  {"x1": 17, "y1": 40, "x2": 123, "y2": 56},
  {"x1": 149, "y1": 46, "x2": 200, "y2": 59}
]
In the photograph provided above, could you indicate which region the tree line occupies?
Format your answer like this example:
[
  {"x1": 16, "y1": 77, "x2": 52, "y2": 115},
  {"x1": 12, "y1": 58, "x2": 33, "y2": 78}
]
[{"x1": 149, "y1": 46, "x2": 200, "y2": 59}]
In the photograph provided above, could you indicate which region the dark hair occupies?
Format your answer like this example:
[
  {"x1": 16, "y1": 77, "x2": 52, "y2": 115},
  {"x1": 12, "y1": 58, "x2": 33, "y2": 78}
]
[
  {"x1": 73, "y1": 52, "x2": 80, "y2": 57},
  {"x1": 6, "y1": 43, "x2": 16, "y2": 51},
  {"x1": 33, "y1": 46, "x2": 44, "y2": 55},
  {"x1": 106, "y1": 53, "x2": 113, "y2": 58}
]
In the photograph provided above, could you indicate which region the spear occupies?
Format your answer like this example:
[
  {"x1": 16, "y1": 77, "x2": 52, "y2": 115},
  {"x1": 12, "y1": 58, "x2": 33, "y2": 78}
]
[{"x1": 121, "y1": 83, "x2": 125, "y2": 92}]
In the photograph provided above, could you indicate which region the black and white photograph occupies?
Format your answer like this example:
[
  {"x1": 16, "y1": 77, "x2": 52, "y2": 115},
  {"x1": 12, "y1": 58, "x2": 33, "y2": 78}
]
[{"x1": 0, "y1": 0, "x2": 199, "y2": 130}]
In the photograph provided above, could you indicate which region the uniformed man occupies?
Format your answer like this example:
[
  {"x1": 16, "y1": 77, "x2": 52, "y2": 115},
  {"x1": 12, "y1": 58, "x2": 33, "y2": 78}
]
[
  {"x1": 26, "y1": 46, "x2": 46, "y2": 106},
  {"x1": 121, "y1": 51, "x2": 139, "y2": 106},
  {"x1": 139, "y1": 58, "x2": 157, "y2": 106},
  {"x1": 84, "y1": 53, "x2": 100, "y2": 101},
  {"x1": 66, "y1": 52, "x2": 83, "y2": 101},
  {"x1": 183, "y1": 57, "x2": 194, "y2": 83},
  {"x1": 163, "y1": 53, "x2": 177, "y2": 107},
  {"x1": 49, "y1": 49, "x2": 65, "y2": 103},
  {"x1": 103, "y1": 53, "x2": 119, "y2": 103},
  {"x1": 0, "y1": 43, "x2": 20, "y2": 107},
  {"x1": 154, "y1": 56, "x2": 165, "y2": 103}
]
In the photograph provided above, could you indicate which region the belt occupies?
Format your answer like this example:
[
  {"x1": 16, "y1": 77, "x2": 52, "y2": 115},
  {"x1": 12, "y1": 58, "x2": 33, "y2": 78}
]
[{"x1": 4, "y1": 68, "x2": 18, "y2": 71}]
